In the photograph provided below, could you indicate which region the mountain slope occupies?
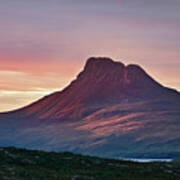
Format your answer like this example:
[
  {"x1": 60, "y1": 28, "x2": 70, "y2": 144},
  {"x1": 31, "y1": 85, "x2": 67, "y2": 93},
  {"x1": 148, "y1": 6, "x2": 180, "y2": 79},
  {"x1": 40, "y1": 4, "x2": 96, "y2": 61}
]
[{"x1": 0, "y1": 57, "x2": 180, "y2": 158}]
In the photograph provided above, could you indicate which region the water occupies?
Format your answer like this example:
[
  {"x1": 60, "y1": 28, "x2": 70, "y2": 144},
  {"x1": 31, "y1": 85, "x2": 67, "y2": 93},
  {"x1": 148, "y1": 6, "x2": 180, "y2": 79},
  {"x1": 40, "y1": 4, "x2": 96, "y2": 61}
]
[{"x1": 120, "y1": 158, "x2": 172, "y2": 163}]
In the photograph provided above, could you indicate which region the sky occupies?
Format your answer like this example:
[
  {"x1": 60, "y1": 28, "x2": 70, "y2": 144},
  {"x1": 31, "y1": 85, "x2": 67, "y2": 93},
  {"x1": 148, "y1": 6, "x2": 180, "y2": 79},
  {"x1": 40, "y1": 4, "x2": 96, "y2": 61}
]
[{"x1": 0, "y1": 0, "x2": 180, "y2": 112}]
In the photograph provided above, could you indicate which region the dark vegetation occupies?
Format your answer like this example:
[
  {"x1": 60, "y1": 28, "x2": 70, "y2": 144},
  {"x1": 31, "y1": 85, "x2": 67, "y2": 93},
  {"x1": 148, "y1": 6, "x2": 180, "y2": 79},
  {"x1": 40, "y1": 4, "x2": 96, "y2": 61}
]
[{"x1": 0, "y1": 147, "x2": 180, "y2": 180}]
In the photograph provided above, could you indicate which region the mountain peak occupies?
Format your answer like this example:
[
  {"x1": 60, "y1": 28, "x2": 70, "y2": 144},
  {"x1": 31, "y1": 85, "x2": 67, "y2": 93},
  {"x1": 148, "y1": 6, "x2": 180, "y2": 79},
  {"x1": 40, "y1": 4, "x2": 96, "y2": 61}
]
[
  {"x1": 78, "y1": 57, "x2": 148, "y2": 83},
  {"x1": 84, "y1": 57, "x2": 125, "y2": 71},
  {"x1": 77, "y1": 57, "x2": 125, "y2": 80},
  {"x1": 74, "y1": 57, "x2": 165, "y2": 106},
  {"x1": 83, "y1": 57, "x2": 147, "y2": 75},
  {"x1": 86, "y1": 57, "x2": 114, "y2": 65}
]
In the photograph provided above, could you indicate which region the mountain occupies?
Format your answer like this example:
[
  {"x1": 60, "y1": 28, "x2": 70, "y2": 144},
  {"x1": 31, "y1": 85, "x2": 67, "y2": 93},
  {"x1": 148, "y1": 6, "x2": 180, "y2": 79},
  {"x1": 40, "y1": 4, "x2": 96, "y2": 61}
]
[{"x1": 0, "y1": 57, "x2": 180, "y2": 158}]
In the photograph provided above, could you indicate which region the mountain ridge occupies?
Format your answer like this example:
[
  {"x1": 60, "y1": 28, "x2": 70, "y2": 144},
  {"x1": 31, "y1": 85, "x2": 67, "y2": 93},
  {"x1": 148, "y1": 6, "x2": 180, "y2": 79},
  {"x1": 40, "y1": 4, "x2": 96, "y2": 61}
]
[
  {"x1": 0, "y1": 57, "x2": 180, "y2": 158},
  {"x1": 1, "y1": 57, "x2": 179, "y2": 118}
]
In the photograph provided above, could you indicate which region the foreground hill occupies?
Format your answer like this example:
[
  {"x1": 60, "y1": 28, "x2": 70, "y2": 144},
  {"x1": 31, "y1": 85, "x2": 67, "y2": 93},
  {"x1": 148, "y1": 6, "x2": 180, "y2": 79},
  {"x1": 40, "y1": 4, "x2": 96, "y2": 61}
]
[
  {"x1": 0, "y1": 147, "x2": 180, "y2": 180},
  {"x1": 0, "y1": 57, "x2": 180, "y2": 158}
]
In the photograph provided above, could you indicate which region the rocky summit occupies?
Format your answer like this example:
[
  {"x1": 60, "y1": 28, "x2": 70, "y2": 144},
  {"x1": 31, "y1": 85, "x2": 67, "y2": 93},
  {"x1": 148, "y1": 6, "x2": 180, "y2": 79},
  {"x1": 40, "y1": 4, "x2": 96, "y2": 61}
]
[{"x1": 0, "y1": 57, "x2": 180, "y2": 158}]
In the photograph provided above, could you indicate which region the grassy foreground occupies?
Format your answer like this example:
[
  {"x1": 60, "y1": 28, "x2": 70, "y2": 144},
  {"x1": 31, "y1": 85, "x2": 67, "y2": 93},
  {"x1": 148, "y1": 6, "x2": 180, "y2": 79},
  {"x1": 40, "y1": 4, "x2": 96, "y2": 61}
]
[{"x1": 0, "y1": 147, "x2": 180, "y2": 180}]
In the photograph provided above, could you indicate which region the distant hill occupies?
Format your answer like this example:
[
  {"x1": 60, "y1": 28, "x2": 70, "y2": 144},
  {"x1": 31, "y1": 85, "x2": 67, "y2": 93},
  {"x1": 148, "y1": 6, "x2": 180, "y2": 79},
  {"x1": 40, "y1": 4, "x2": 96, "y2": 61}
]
[
  {"x1": 0, "y1": 147, "x2": 180, "y2": 180},
  {"x1": 0, "y1": 57, "x2": 180, "y2": 158}
]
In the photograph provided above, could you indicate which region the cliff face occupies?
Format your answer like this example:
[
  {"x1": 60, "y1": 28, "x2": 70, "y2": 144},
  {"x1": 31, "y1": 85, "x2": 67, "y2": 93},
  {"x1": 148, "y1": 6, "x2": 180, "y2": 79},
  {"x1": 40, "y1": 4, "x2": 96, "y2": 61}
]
[{"x1": 0, "y1": 57, "x2": 180, "y2": 158}]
